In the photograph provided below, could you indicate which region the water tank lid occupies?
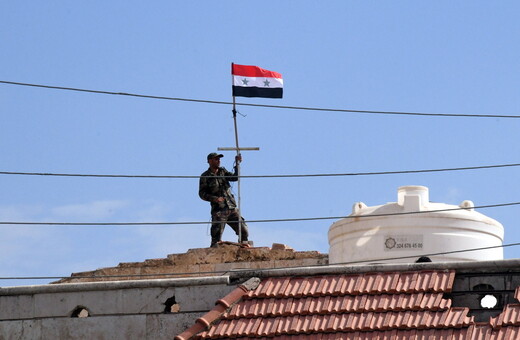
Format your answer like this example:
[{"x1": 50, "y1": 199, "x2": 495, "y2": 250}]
[{"x1": 397, "y1": 185, "x2": 429, "y2": 208}]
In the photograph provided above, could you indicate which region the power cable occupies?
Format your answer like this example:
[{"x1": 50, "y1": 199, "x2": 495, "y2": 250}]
[
  {"x1": 2, "y1": 80, "x2": 520, "y2": 119},
  {"x1": 1, "y1": 241, "x2": 519, "y2": 281},
  {"x1": 0, "y1": 80, "x2": 229, "y2": 106},
  {"x1": 0, "y1": 201, "x2": 517, "y2": 226},
  {"x1": 1, "y1": 162, "x2": 519, "y2": 179}
]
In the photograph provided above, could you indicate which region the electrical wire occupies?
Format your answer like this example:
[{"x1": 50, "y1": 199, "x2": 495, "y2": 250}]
[
  {"x1": 0, "y1": 201, "x2": 517, "y2": 226},
  {"x1": 1, "y1": 241, "x2": 519, "y2": 281},
  {"x1": 1, "y1": 162, "x2": 519, "y2": 179},
  {"x1": 2, "y1": 80, "x2": 520, "y2": 118},
  {"x1": 0, "y1": 80, "x2": 229, "y2": 106}
]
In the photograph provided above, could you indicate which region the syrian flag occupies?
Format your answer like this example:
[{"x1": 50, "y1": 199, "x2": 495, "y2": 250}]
[{"x1": 232, "y1": 64, "x2": 283, "y2": 98}]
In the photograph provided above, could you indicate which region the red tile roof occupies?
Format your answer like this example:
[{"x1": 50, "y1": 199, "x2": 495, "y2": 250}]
[
  {"x1": 175, "y1": 270, "x2": 520, "y2": 340},
  {"x1": 247, "y1": 271, "x2": 455, "y2": 298},
  {"x1": 175, "y1": 279, "x2": 258, "y2": 340},
  {"x1": 490, "y1": 304, "x2": 520, "y2": 328},
  {"x1": 228, "y1": 292, "x2": 451, "y2": 317}
]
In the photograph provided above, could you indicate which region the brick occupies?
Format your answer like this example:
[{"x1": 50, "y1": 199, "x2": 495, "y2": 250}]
[{"x1": 272, "y1": 243, "x2": 294, "y2": 251}]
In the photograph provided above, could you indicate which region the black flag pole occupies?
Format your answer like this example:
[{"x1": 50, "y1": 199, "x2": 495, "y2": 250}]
[
  {"x1": 223, "y1": 63, "x2": 260, "y2": 244},
  {"x1": 231, "y1": 63, "x2": 243, "y2": 243},
  {"x1": 225, "y1": 62, "x2": 281, "y2": 243}
]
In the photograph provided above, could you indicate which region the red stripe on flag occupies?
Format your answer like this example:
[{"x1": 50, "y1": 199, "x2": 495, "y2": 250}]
[{"x1": 232, "y1": 64, "x2": 282, "y2": 79}]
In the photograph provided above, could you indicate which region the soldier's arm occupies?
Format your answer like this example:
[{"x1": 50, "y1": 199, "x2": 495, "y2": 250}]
[
  {"x1": 199, "y1": 177, "x2": 218, "y2": 202},
  {"x1": 229, "y1": 154, "x2": 242, "y2": 181},
  {"x1": 222, "y1": 167, "x2": 239, "y2": 182}
]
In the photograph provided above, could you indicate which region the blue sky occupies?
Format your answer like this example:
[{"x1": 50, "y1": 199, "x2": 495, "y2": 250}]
[{"x1": 1, "y1": 2, "x2": 519, "y2": 286}]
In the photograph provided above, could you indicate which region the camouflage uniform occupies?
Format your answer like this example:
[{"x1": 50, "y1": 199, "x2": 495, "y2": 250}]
[{"x1": 199, "y1": 166, "x2": 249, "y2": 247}]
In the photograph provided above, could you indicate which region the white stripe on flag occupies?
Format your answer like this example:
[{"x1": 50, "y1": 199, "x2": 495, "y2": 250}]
[{"x1": 232, "y1": 75, "x2": 283, "y2": 88}]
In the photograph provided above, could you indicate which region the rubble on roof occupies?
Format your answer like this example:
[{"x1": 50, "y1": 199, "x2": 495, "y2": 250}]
[{"x1": 54, "y1": 243, "x2": 328, "y2": 284}]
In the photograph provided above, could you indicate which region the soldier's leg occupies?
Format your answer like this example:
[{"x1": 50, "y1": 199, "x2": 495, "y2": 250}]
[
  {"x1": 210, "y1": 211, "x2": 227, "y2": 247},
  {"x1": 228, "y1": 210, "x2": 249, "y2": 243}
]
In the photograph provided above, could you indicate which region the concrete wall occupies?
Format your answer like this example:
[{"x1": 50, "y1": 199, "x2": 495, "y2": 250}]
[
  {"x1": 0, "y1": 277, "x2": 233, "y2": 340},
  {"x1": 0, "y1": 314, "x2": 204, "y2": 340}
]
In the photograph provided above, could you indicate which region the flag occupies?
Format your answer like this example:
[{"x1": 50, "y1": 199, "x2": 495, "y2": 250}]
[{"x1": 232, "y1": 64, "x2": 283, "y2": 98}]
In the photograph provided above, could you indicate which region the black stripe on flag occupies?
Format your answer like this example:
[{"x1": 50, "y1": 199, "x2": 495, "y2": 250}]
[{"x1": 232, "y1": 86, "x2": 283, "y2": 99}]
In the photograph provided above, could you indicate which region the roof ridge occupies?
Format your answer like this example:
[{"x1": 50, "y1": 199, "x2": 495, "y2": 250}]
[{"x1": 174, "y1": 277, "x2": 260, "y2": 340}]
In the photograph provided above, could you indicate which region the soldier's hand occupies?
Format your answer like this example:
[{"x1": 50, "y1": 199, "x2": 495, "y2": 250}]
[{"x1": 235, "y1": 154, "x2": 242, "y2": 163}]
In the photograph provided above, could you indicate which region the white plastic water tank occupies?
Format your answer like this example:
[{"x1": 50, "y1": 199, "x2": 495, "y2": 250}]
[{"x1": 328, "y1": 185, "x2": 504, "y2": 264}]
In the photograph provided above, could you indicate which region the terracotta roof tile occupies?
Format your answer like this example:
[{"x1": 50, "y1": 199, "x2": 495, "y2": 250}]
[
  {"x1": 286, "y1": 277, "x2": 302, "y2": 297},
  {"x1": 321, "y1": 276, "x2": 335, "y2": 295},
  {"x1": 490, "y1": 304, "x2": 520, "y2": 329},
  {"x1": 502, "y1": 326, "x2": 520, "y2": 340},
  {"x1": 256, "y1": 325, "x2": 520, "y2": 340},
  {"x1": 280, "y1": 277, "x2": 294, "y2": 297},
  {"x1": 333, "y1": 276, "x2": 348, "y2": 295},
  {"x1": 256, "y1": 317, "x2": 269, "y2": 337},
  {"x1": 199, "y1": 309, "x2": 474, "y2": 338},
  {"x1": 248, "y1": 271, "x2": 455, "y2": 299},
  {"x1": 307, "y1": 277, "x2": 320, "y2": 295},
  {"x1": 380, "y1": 272, "x2": 399, "y2": 293},
  {"x1": 469, "y1": 324, "x2": 492, "y2": 339},
  {"x1": 175, "y1": 278, "x2": 260, "y2": 340},
  {"x1": 395, "y1": 272, "x2": 415, "y2": 292},
  {"x1": 229, "y1": 293, "x2": 450, "y2": 319},
  {"x1": 233, "y1": 318, "x2": 247, "y2": 336},
  {"x1": 181, "y1": 271, "x2": 477, "y2": 339},
  {"x1": 489, "y1": 309, "x2": 504, "y2": 329},
  {"x1": 195, "y1": 327, "x2": 483, "y2": 339}
]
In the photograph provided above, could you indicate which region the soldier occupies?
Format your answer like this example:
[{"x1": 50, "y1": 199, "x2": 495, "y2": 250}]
[{"x1": 199, "y1": 152, "x2": 249, "y2": 247}]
